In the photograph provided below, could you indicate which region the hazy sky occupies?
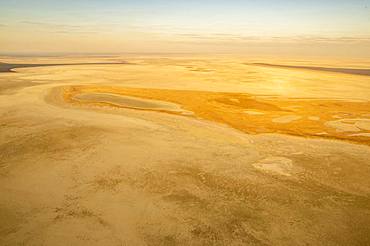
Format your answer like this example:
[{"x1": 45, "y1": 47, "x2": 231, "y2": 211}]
[{"x1": 1, "y1": 0, "x2": 369, "y2": 57}]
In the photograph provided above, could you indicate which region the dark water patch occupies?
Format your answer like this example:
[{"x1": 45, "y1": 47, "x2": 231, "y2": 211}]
[
  {"x1": 247, "y1": 63, "x2": 370, "y2": 76},
  {"x1": 0, "y1": 62, "x2": 131, "y2": 73}
]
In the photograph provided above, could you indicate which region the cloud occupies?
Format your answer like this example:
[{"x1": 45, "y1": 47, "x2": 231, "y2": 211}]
[
  {"x1": 19, "y1": 21, "x2": 105, "y2": 34},
  {"x1": 168, "y1": 32, "x2": 370, "y2": 44},
  {"x1": 20, "y1": 21, "x2": 80, "y2": 29},
  {"x1": 284, "y1": 35, "x2": 370, "y2": 43},
  {"x1": 14, "y1": 21, "x2": 370, "y2": 44}
]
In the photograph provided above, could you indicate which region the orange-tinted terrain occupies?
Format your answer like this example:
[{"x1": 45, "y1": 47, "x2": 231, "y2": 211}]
[{"x1": 63, "y1": 85, "x2": 370, "y2": 145}]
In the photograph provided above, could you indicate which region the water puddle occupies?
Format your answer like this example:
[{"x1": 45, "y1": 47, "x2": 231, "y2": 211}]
[{"x1": 74, "y1": 92, "x2": 192, "y2": 114}]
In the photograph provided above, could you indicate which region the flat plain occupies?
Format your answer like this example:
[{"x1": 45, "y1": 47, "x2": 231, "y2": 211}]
[{"x1": 1, "y1": 55, "x2": 370, "y2": 245}]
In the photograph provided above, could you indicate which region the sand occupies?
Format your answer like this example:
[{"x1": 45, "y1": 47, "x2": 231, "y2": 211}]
[
  {"x1": 272, "y1": 115, "x2": 302, "y2": 124},
  {"x1": 1, "y1": 55, "x2": 370, "y2": 246}
]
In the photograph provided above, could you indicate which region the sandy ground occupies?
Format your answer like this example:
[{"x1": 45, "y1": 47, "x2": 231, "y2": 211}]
[{"x1": 1, "y1": 55, "x2": 370, "y2": 245}]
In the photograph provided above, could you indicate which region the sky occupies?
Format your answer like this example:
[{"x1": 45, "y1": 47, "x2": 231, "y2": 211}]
[{"x1": 0, "y1": 0, "x2": 369, "y2": 57}]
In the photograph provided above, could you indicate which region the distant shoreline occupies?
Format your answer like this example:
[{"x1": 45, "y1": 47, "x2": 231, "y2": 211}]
[
  {"x1": 248, "y1": 63, "x2": 370, "y2": 76},
  {"x1": 0, "y1": 62, "x2": 131, "y2": 73}
]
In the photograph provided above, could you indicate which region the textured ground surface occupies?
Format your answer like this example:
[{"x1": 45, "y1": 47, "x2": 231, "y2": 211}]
[{"x1": 1, "y1": 55, "x2": 370, "y2": 245}]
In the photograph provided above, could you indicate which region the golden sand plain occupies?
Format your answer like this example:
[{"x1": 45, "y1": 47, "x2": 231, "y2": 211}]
[{"x1": 1, "y1": 55, "x2": 370, "y2": 245}]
